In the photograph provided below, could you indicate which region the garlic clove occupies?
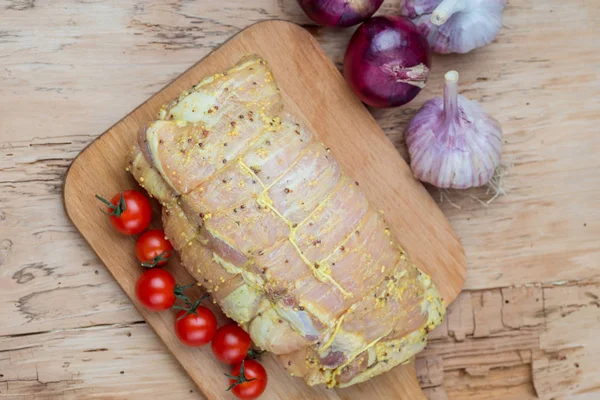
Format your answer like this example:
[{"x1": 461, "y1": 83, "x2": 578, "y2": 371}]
[
  {"x1": 405, "y1": 71, "x2": 503, "y2": 189},
  {"x1": 399, "y1": 0, "x2": 506, "y2": 54}
]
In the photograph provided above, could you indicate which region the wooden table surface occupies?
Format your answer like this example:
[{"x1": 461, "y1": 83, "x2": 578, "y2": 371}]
[{"x1": 1, "y1": 0, "x2": 598, "y2": 399}]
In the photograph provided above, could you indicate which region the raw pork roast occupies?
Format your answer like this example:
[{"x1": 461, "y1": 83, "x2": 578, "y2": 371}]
[{"x1": 128, "y1": 55, "x2": 445, "y2": 387}]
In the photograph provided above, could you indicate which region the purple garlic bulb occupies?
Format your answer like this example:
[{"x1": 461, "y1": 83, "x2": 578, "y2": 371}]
[
  {"x1": 405, "y1": 71, "x2": 503, "y2": 189},
  {"x1": 400, "y1": 0, "x2": 506, "y2": 54}
]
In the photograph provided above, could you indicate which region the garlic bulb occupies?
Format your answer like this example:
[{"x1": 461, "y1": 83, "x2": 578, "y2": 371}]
[
  {"x1": 405, "y1": 71, "x2": 502, "y2": 189},
  {"x1": 400, "y1": 0, "x2": 506, "y2": 54}
]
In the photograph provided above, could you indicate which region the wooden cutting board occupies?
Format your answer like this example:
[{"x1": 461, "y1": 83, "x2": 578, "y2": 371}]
[{"x1": 64, "y1": 20, "x2": 466, "y2": 400}]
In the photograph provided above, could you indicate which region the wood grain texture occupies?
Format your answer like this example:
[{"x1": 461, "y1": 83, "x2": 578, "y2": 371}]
[
  {"x1": 2, "y1": 0, "x2": 600, "y2": 399},
  {"x1": 62, "y1": 20, "x2": 465, "y2": 399}
]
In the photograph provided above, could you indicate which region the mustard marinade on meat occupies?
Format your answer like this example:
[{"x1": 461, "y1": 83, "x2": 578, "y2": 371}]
[{"x1": 127, "y1": 55, "x2": 445, "y2": 388}]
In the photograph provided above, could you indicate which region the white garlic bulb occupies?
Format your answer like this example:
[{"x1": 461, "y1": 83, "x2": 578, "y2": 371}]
[
  {"x1": 405, "y1": 71, "x2": 502, "y2": 189},
  {"x1": 400, "y1": 0, "x2": 506, "y2": 54}
]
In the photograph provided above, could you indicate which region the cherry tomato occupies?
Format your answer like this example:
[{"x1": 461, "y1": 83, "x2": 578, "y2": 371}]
[
  {"x1": 136, "y1": 230, "x2": 173, "y2": 267},
  {"x1": 135, "y1": 268, "x2": 175, "y2": 311},
  {"x1": 228, "y1": 359, "x2": 268, "y2": 400},
  {"x1": 96, "y1": 190, "x2": 151, "y2": 235},
  {"x1": 211, "y1": 324, "x2": 252, "y2": 364},
  {"x1": 174, "y1": 306, "x2": 217, "y2": 347}
]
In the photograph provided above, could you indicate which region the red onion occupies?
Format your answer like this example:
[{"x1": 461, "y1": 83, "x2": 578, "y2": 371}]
[
  {"x1": 298, "y1": 0, "x2": 384, "y2": 27},
  {"x1": 343, "y1": 16, "x2": 431, "y2": 108}
]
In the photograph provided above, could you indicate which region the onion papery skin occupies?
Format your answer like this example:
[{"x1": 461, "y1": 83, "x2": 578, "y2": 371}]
[
  {"x1": 343, "y1": 16, "x2": 431, "y2": 108},
  {"x1": 298, "y1": 0, "x2": 384, "y2": 27}
]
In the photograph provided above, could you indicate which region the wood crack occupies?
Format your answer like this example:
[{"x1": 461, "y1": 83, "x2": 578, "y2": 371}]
[{"x1": 0, "y1": 320, "x2": 147, "y2": 340}]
